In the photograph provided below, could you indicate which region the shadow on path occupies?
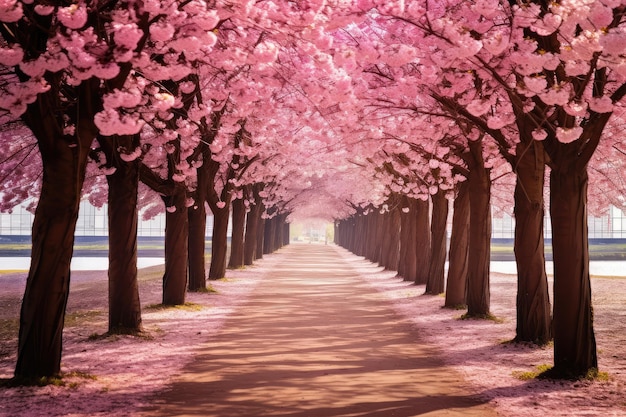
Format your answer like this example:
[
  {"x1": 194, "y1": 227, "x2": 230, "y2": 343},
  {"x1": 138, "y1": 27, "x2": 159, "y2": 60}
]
[{"x1": 141, "y1": 244, "x2": 497, "y2": 416}]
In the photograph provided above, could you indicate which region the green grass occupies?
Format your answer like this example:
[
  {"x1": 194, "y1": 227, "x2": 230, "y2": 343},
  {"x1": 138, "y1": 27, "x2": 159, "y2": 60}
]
[
  {"x1": 145, "y1": 302, "x2": 204, "y2": 311},
  {"x1": 459, "y1": 312, "x2": 504, "y2": 323},
  {"x1": 0, "y1": 318, "x2": 19, "y2": 340},
  {"x1": 64, "y1": 310, "x2": 103, "y2": 327},
  {"x1": 0, "y1": 370, "x2": 97, "y2": 388},
  {"x1": 512, "y1": 364, "x2": 553, "y2": 380}
]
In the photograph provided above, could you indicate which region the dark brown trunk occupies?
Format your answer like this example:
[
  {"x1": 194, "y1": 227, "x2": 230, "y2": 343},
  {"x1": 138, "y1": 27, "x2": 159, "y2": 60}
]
[
  {"x1": 414, "y1": 198, "x2": 430, "y2": 285},
  {"x1": 514, "y1": 141, "x2": 551, "y2": 344},
  {"x1": 106, "y1": 135, "x2": 142, "y2": 333},
  {"x1": 256, "y1": 216, "x2": 265, "y2": 260},
  {"x1": 364, "y1": 212, "x2": 377, "y2": 261},
  {"x1": 187, "y1": 203, "x2": 207, "y2": 291},
  {"x1": 243, "y1": 202, "x2": 260, "y2": 265},
  {"x1": 397, "y1": 197, "x2": 409, "y2": 278},
  {"x1": 228, "y1": 197, "x2": 246, "y2": 269},
  {"x1": 445, "y1": 180, "x2": 470, "y2": 308},
  {"x1": 466, "y1": 140, "x2": 491, "y2": 317},
  {"x1": 283, "y1": 221, "x2": 290, "y2": 246},
  {"x1": 15, "y1": 104, "x2": 97, "y2": 378},
  {"x1": 162, "y1": 191, "x2": 188, "y2": 305},
  {"x1": 401, "y1": 199, "x2": 418, "y2": 282},
  {"x1": 425, "y1": 189, "x2": 448, "y2": 295},
  {"x1": 263, "y1": 216, "x2": 277, "y2": 254},
  {"x1": 209, "y1": 206, "x2": 230, "y2": 280},
  {"x1": 550, "y1": 167, "x2": 597, "y2": 376},
  {"x1": 381, "y1": 206, "x2": 401, "y2": 270}
]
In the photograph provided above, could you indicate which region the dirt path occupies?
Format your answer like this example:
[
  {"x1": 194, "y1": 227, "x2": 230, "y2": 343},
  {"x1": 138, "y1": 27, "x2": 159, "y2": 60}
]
[{"x1": 141, "y1": 244, "x2": 498, "y2": 417}]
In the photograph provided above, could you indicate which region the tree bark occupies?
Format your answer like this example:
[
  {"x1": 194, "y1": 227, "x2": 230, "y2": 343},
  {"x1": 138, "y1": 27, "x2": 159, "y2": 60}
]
[
  {"x1": 105, "y1": 135, "x2": 142, "y2": 333},
  {"x1": 15, "y1": 134, "x2": 91, "y2": 378},
  {"x1": 400, "y1": 198, "x2": 418, "y2": 282},
  {"x1": 209, "y1": 206, "x2": 230, "y2": 280},
  {"x1": 445, "y1": 180, "x2": 470, "y2": 308},
  {"x1": 514, "y1": 141, "x2": 551, "y2": 344},
  {"x1": 380, "y1": 205, "x2": 401, "y2": 271},
  {"x1": 162, "y1": 191, "x2": 189, "y2": 305},
  {"x1": 187, "y1": 202, "x2": 207, "y2": 291},
  {"x1": 425, "y1": 189, "x2": 448, "y2": 295},
  {"x1": 244, "y1": 201, "x2": 260, "y2": 265},
  {"x1": 228, "y1": 197, "x2": 246, "y2": 269},
  {"x1": 550, "y1": 167, "x2": 597, "y2": 376},
  {"x1": 466, "y1": 140, "x2": 491, "y2": 317},
  {"x1": 414, "y1": 198, "x2": 430, "y2": 285},
  {"x1": 256, "y1": 215, "x2": 265, "y2": 260},
  {"x1": 15, "y1": 85, "x2": 97, "y2": 379},
  {"x1": 264, "y1": 216, "x2": 277, "y2": 254}
]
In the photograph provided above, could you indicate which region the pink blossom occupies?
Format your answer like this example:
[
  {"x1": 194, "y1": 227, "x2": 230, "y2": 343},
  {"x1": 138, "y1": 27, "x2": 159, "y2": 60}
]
[
  {"x1": 153, "y1": 93, "x2": 176, "y2": 112},
  {"x1": 523, "y1": 76, "x2": 547, "y2": 94},
  {"x1": 216, "y1": 201, "x2": 226, "y2": 209},
  {"x1": 253, "y1": 41, "x2": 279, "y2": 65},
  {"x1": 92, "y1": 62, "x2": 121, "y2": 79},
  {"x1": 472, "y1": 0, "x2": 500, "y2": 18},
  {"x1": 166, "y1": 205, "x2": 177, "y2": 213},
  {"x1": 94, "y1": 109, "x2": 145, "y2": 136},
  {"x1": 0, "y1": 45, "x2": 23, "y2": 66},
  {"x1": 539, "y1": 85, "x2": 570, "y2": 106},
  {"x1": 33, "y1": 4, "x2": 53, "y2": 15},
  {"x1": 564, "y1": 59, "x2": 590, "y2": 76},
  {"x1": 588, "y1": 2, "x2": 613, "y2": 27},
  {"x1": 599, "y1": 26, "x2": 626, "y2": 56},
  {"x1": 100, "y1": 166, "x2": 117, "y2": 175},
  {"x1": 172, "y1": 173, "x2": 186, "y2": 182},
  {"x1": 57, "y1": 3, "x2": 88, "y2": 29},
  {"x1": 556, "y1": 126, "x2": 583, "y2": 143},
  {"x1": 113, "y1": 23, "x2": 143, "y2": 50},
  {"x1": 119, "y1": 147, "x2": 142, "y2": 162},
  {"x1": 588, "y1": 96, "x2": 613, "y2": 113},
  {"x1": 103, "y1": 89, "x2": 143, "y2": 109},
  {"x1": 532, "y1": 128, "x2": 547, "y2": 141},
  {"x1": 487, "y1": 115, "x2": 513, "y2": 129},
  {"x1": 564, "y1": 100, "x2": 588, "y2": 117},
  {"x1": 530, "y1": 13, "x2": 562, "y2": 36},
  {"x1": 466, "y1": 99, "x2": 491, "y2": 117},
  {"x1": 150, "y1": 22, "x2": 176, "y2": 43},
  {"x1": 482, "y1": 32, "x2": 509, "y2": 56},
  {"x1": 0, "y1": 0, "x2": 22, "y2": 22}
]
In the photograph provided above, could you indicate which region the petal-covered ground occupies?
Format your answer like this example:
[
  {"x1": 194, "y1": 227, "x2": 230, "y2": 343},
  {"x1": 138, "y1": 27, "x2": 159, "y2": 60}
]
[{"x1": 1, "y1": 243, "x2": 625, "y2": 416}]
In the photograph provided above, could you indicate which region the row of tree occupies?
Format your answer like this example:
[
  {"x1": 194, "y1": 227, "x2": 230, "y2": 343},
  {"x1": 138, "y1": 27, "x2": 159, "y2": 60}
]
[{"x1": 1, "y1": 0, "x2": 625, "y2": 382}]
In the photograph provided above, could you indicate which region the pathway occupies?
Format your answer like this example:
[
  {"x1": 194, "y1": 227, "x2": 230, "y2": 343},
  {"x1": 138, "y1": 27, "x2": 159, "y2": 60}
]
[{"x1": 142, "y1": 244, "x2": 497, "y2": 417}]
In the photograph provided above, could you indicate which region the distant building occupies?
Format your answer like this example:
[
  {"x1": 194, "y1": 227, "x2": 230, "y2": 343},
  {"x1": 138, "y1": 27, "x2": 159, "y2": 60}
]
[
  {"x1": 0, "y1": 200, "x2": 215, "y2": 237},
  {"x1": 1, "y1": 200, "x2": 625, "y2": 239}
]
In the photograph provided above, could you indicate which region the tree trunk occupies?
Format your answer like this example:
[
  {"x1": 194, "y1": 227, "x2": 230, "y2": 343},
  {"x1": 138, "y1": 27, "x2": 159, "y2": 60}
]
[
  {"x1": 187, "y1": 203, "x2": 207, "y2": 291},
  {"x1": 397, "y1": 197, "x2": 409, "y2": 279},
  {"x1": 244, "y1": 202, "x2": 260, "y2": 265},
  {"x1": 466, "y1": 141, "x2": 491, "y2": 317},
  {"x1": 425, "y1": 189, "x2": 448, "y2": 295},
  {"x1": 256, "y1": 216, "x2": 265, "y2": 260},
  {"x1": 14, "y1": 81, "x2": 101, "y2": 378},
  {"x1": 15, "y1": 130, "x2": 91, "y2": 379},
  {"x1": 414, "y1": 198, "x2": 430, "y2": 285},
  {"x1": 445, "y1": 180, "x2": 470, "y2": 308},
  {"x1": 514, "y1": 140, "x2": 551, "y2": 344},
  {"x1": 401, "y1": 199, "x2": 418, "y2": 282},
  {"x1": 162, "y1": 191, "x2": 189, "y2": 305},
  {"x1": 550, "y1": 167, "x2": 597, "y2": 376},
  {"x1": 228, "y1": 197, "x2": 246, "y2": 269},
  {"x1": 381, "y1": 205, "x2": 401, "y2": 271},
  {"x1": 264, "y1": 216, "x2": 277, "y2": 254},
  {"x1": 209, "y1": 206, "x2": 230, "y2": 280},
  {"x1": 106, "y1": 135, "x2": 142, "y2": 333}
]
